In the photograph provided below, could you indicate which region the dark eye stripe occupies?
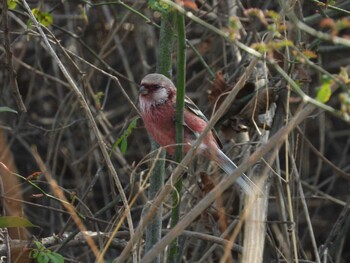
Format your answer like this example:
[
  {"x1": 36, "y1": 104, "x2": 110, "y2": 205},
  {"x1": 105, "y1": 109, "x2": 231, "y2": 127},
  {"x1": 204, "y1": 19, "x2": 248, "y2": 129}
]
[{"x1": 141, "y1": 83, "x2": 163, "y2": 91}]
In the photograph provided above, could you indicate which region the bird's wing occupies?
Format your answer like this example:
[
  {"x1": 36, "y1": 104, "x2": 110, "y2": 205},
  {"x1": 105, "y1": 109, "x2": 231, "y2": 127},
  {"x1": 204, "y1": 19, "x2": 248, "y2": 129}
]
[{"x1": 184, "y1": 96, "x2": 223, "y2": 148}]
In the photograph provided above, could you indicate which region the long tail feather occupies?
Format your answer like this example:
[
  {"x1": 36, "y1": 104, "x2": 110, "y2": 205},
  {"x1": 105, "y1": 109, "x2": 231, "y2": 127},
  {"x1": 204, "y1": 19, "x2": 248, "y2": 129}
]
[{"x1": 215, "y1": 149, "x2": 259, "y2": 195}]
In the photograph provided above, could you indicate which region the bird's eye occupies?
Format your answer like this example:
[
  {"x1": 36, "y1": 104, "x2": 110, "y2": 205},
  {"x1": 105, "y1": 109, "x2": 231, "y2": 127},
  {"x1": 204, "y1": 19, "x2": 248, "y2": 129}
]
[
  {"x1": 139, "y1": 83, "x2": 164, "y2": 92},
  {"x1": 148, "y1": 84, "x2": 163, "y2": 91}
]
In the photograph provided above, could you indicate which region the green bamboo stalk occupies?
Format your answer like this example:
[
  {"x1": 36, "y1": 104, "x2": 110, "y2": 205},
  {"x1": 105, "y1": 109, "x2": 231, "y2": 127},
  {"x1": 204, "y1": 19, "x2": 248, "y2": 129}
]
[
  {"x1": 168, "y1": 11, "x2": 186, "y2": 263},
  {"x1": 145, "y1": 7, "x2": 175, "y2": 263},
  {"x1": 157, "y1": 13, "x2": 176, "y2": 77}
]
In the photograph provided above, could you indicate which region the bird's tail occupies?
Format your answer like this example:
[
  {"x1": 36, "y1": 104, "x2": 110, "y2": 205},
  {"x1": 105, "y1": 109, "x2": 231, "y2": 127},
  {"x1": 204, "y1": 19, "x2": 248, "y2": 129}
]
[{"x1": 214, "y1": 149, "x2": 259, "y2": 195}]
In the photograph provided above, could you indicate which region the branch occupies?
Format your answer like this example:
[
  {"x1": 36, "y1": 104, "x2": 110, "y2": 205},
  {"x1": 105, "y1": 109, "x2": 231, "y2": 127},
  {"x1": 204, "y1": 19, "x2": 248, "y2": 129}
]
[
  {"x1": 21, "y1": 1, "x2": 135, "y2": 261},
  {"x1": 117, "y1": 56, "x2": 259, "y2": 263},
  {"x1": 2, "y1": 0, "x2": 26, "y2": 112}
]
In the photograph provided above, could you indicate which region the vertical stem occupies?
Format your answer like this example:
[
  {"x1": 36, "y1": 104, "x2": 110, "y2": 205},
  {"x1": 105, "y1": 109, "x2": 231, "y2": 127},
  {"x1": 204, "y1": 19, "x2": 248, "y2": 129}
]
[
  {"x1": 145, "y1": 141, "x2": 165, "y2": 263},
  {"x1": 168, "y1": 11, "x2": 186, "y2": 263},
  {"x1": 145, "y1": 9, "x2": 175, "y2": 263},
  {"x1": 2, "y1": 0, "x2": 26, "y2": 112},
  {"x1": 156, "y1": 12, "x2": 176, "y2": 77}
]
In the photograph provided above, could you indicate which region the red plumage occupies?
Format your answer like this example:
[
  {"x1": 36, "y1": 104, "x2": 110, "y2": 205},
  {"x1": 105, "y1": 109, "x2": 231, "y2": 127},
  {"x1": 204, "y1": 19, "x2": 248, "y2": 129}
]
[{"x1": 139, "y1": 73, "x2": 256, "y2": 195}]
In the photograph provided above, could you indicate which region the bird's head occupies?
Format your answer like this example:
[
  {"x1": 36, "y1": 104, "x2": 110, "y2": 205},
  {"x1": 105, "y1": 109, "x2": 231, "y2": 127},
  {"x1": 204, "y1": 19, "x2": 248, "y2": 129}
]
[{"x1": 139, "y1": 74, "x2": 176, "y2": 110}]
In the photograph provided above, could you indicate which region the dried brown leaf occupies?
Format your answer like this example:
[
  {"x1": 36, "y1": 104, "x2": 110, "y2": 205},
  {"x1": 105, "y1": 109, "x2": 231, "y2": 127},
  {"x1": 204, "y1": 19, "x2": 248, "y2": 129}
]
[
  {"x1": 199, "y1": 171, "x2": 215, "y2": 194},
  {"x1": 175, "y1": 0, "x2": 198, "y2": 10},
  {"x1": 208, "y1": 71, "x2": 230, "y2": 110},
  {"x1": 235, "y1": 87, "x2": 278, "y2": 130}
]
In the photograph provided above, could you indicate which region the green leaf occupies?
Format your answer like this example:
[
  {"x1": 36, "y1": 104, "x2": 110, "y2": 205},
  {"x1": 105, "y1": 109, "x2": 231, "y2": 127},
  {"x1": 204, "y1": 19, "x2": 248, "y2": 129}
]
[
  {"x1": 30, "y1": 241, "x2": 64, "y2": 263},
  {"x1": 81, "y1": 6, "x2": 89, "y2": 25},
  {"x1": 120, "y1": 138, "x2": 128, "y2": 155},
  {"x1": 0, "y1": 216, "x2": 37, "y2": 228},
  {"x1": 266, "y1": 10, "x2": 280, "y2": 21},
  {"x1": 32, "y1": 8, "x2": 53, "y2": 27},
  {"x1": 316, "y1": 76, "x2": 332, "y2": 103},
  {"x1": 251, "y1": 42, "x2": 268, "y2": 53},
  {"x1": 8, "y1": 0, "x2": 17, "y2": 9},
  {"x1": 33, "y1": 240, "x2": 43, "y2": 249},
  {"x1": 47, "y1": 252, "x2": 64, "y2": 263},
  {"x1": 328, "y1": 0, "x2": 337, "y2": 6},
  {"x1": 272, "y1": 39, "x2": 294, "y2": 49},
  {"x1": 0, "y1": 106, "x2": 18, "y2": 114},
  {"x1": 94, "y1": 91, "x2": 104, "y2": 108},
  {"x1": 148, "y1": 0, "x2": 170, "y2": 13},
  {"x1": 29, "y1": 249, "x2": 39, "y2": 260},
  {"x1": 37, "y1": 253, "x2": 50, "y2": 263},
  {"x1": 111, "y1": 117, "x2": 138, "y2": 155},
  {"x1": 228, "y1": 16, "x2": 241, "y2": 31}
]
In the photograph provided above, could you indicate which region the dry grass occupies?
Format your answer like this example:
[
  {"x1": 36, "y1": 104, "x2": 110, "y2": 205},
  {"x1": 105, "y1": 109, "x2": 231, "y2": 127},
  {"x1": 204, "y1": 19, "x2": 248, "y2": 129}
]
[{"x1": 1, "y1": 1, "x2": 350, "y2": 262}]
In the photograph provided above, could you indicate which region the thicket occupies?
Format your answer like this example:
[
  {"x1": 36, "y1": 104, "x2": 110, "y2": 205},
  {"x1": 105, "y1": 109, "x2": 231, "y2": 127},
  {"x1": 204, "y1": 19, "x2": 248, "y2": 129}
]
[{"x1": 1, "y1": 1, "x2": 350, "y2": 262}]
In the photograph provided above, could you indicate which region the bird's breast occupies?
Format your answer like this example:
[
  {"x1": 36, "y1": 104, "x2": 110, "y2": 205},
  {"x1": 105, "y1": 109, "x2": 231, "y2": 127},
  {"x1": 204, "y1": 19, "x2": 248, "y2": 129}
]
[{"x1": 141, "y1": 103, "x2": 177, "y2": 152}]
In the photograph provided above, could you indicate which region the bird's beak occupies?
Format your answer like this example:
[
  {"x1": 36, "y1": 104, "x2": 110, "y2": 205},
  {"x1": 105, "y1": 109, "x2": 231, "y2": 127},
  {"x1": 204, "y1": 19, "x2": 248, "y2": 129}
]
[{"x1": 139, "y1": 85, "x2": 149, "y2": 95}]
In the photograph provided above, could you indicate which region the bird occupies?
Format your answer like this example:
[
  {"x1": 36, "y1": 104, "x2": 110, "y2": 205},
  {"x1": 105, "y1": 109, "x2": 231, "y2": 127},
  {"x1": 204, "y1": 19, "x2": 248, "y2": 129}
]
[{"x1": 138, "y1": 73, "x2": 255, "y2": 195}]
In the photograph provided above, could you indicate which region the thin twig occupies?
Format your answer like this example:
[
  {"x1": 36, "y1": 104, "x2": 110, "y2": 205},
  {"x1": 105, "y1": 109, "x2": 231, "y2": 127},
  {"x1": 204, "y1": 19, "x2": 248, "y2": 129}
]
[
  {"x1": 2, "y1": 0, "x2": 26, "y2": 112},
  {"x1": 118, "y1": 57, "x2": 258, "y2": 262},
  {"x1": 290, "y1": 151, "x2": 321, "y2": 263},
  {"x1": 20, "y1": 1, "x2": 135, "y2": 261},
  {"x1": 31, "y1": 146, "x2": 101, "y2": 259},
  {"x1": 140, "y1": 101, "x2": 317, "y2": 263}
]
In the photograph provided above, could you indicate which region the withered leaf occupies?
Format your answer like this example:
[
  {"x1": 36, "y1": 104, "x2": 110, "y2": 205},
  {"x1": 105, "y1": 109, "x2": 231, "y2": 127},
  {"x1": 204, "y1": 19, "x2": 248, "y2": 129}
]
[
  {"x1": 199, "y1": 171, "x2": 215, "y2": 195},
  {"x1": 208, "y1": 72, "x2": 278, "y2": 137},
  {"x1": 208, "y1": 71, "x2": 255, "y2": 114},
  {"x1": 175, "y1": 0, "x2": 198, "y2": 10},
  {"x1": 234, "y1": 87, "x2": 278, "y2": 130},
  {"x1": 208, "y1": 71, "x2": 230, "y2": 110}
]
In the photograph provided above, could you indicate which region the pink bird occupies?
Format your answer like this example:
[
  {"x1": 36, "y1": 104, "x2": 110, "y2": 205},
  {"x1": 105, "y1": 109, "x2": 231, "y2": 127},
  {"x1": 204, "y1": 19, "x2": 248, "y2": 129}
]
[{"x1": 138, "y1": 73, "x2": 255, "y2": 195}]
